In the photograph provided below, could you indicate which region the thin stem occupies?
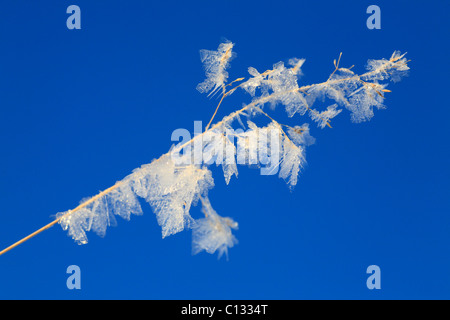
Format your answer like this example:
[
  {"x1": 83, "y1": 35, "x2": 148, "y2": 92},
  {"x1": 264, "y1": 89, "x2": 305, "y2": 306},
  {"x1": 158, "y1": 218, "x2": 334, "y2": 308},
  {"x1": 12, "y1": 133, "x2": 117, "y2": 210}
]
[
  {"x1": 0, "y1": 219, "x2": 59, "y2": 256},
  {"x1": 205, "y1": 88, "x2": 227, "y2": 132},
  {"x1": 205, "y1": 77, "x2": 245, "y2": 131},
  {"x1": 327, "y1": 52, "x2": 343, "y2": 81},
  {"x1": 253, "y1": 106, "x2": 295, "y2": 145}
]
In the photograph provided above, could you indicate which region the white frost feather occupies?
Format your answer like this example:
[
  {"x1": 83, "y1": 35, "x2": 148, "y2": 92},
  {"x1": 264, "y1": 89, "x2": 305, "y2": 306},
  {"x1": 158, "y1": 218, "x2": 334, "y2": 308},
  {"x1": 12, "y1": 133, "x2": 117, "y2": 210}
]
[
  {"x1": 196, "y1": 41, "x2": 235, "y2": 96},
  {"x1": 192, "y1": 197, "x2": 238, "y2": 259},
  {"x1": 309, "y1": 104, "x2": 342, "y2": 128},
  {"x1": 58, "y1": 155, "x2": 214, "y2": 243},
  {"x1": 130, "y1": 155, "x2": 214, "y2": 238},
  {"x1": 57, "y1": 182, "x2": 142, "y2": 245}
]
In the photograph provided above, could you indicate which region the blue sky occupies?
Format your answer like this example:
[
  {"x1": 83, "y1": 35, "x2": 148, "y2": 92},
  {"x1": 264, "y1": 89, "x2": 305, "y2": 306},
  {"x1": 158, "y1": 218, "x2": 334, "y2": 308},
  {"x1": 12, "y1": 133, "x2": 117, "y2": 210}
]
[{"x1": 0, "y1": 0, "x2": 449, "y2": 299}]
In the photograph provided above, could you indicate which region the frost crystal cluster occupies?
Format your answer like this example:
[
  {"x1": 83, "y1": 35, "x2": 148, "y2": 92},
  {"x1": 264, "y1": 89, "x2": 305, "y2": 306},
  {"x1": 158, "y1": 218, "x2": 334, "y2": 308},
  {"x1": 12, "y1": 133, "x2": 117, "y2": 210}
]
[{"x1": 56, "y1": 41, "x2": 409, "y2": 258}]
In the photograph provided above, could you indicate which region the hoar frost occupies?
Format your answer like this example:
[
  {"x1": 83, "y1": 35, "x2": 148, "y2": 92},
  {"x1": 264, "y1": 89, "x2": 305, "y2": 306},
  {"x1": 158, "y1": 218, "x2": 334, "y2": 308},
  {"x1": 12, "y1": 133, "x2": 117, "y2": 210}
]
[
  {"x1": 56, "y1": 41, "x2": 409, "y2": 259},
  {"x1": 192, "y1": 197, "x2": 238, "y2": 259}
]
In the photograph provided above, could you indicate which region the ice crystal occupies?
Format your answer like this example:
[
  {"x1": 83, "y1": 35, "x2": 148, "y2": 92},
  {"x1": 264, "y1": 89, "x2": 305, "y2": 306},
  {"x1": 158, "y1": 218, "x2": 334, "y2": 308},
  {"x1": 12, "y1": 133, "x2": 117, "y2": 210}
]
[
  {"x1": 192, "y1": 197, "x2": 238, "y2": 259},
  {"x1": 196, "y1": 41, "x2": 235, "y2": 96}
]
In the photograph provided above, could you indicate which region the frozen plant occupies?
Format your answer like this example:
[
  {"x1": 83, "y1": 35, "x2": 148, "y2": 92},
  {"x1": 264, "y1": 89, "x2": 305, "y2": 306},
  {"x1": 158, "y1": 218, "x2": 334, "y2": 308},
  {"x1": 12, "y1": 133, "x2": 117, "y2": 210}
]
[{"x1": 0, "y1": 41, "x2": 409, "y2": 258}]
